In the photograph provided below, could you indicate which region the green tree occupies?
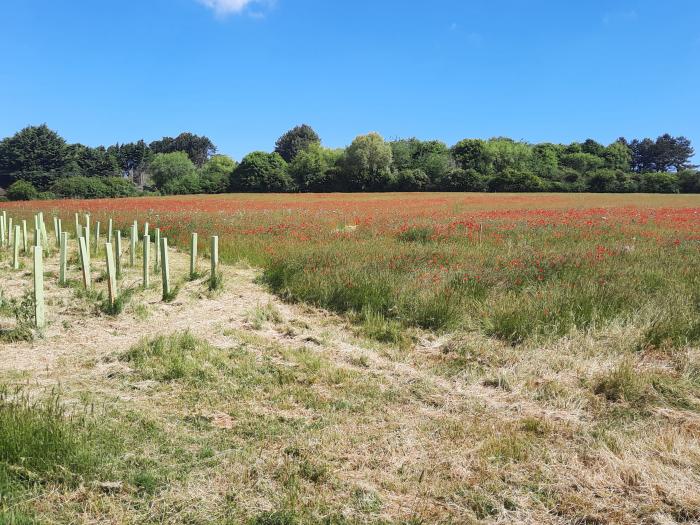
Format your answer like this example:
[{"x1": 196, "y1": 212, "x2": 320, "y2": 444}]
[
  {"x1": 66, "y1": 144, "x2": 120, "y2": 177},
  {"x1": 391, "y1": 139, "x2": 452, "y2": 184},
  {"x1": 148, "y1": 152, "x2": 198, "y2": 193},
  {"x1": 108, "y1": 140, "x2": 153, "y2": 181},
  {"x1": 531, "y1": 143, "x2": 560, "y2": 179},
  {"x1": 559, "y1": 152, "x2": 605, "y2": 174},
  {"x1": 200, "y1": 155, "x2": 237, "y2": 193},
  {"x1": 484, "y1": 138, "x2": 533, "y2": 174},
  {"x1": 0, "y1": 125, "x2": 70, "y2": 189},
  {"x1": 342, "y1": 133, "x2": 393, "y2": 191},
  {"x1": 450, "y1": 139, "x2": 490, "y2": 173},
  {"x1": 630, "y1": 135, "x2": 695, "y2": 173},
  {"x1": 230, "y1": 151, "x2": 294, "y2": 192},
  {"x1": 603, "y1": 140, "x2": 632, "y2": 171},
  {"x1": 581, "y1": 139, "x2": 606, "y2": 157},
  {"x1": 288, "y1": 144, "x2": 342, "y2": 191},
  {"x1": 150, "y1": 133, "x2": 215, "y2": 167},
  {"x1": 274, "y1": 124, "x2": 321, "y2": 163}
]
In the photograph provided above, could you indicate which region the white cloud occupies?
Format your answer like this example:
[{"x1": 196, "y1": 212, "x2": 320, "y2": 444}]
[{"x1": 197, "y1": 0, "x2": 259, "y2": 16}]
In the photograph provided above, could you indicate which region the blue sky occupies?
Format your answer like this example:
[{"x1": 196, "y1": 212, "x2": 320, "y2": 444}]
[{"x1": 1, "y1": 0, "x2": 699, "y2": 159}]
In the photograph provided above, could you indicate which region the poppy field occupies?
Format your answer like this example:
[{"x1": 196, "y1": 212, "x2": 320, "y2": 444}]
[
  {"x1": 5, "y1": 192, "x2": 700, "y2": 347},
  {"x1": 2, "y1": 192, "x2": 700, "y2": 524}
]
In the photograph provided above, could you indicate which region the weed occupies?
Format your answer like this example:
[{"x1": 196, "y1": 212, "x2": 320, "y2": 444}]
[
  {"x1": 209, "y1": 270, "x2": 224, "y2": 292},
  {"x1": 100, "y1": 286, "x2": 136, "y2": 316},
  {"x1": 162, "y1": 284, "x2": 181, "y2": 303}
]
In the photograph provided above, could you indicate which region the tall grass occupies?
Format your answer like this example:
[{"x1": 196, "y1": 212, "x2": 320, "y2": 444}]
[
  {"x1": 0, "y1": 387, "x2": 114, "y2": 521},
  {"x1": 263, "y1": 232, "x2": 700, "y2": 345}
]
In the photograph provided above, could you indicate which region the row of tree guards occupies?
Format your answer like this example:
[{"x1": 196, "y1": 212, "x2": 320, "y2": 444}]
[{"x1": 0, "y1": 210, "x2": 220, "y2": 330}]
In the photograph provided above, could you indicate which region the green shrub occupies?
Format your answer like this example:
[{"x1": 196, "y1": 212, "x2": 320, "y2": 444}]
[
  {"x1": 51, "y1": 176, "x2": 138, "y2": 199},
  {"x1": 639, "y1": 172, "x2": 679, "y2": 193},
  {"x1": 488, "y1": 169, "x2": 545, "y2": 192},
  {"x1": 6, "y1": 180, "x2": 38, "y2": 201},
  {"x1": 231, "y1": 151, "x2": 294, "y2": 192}
]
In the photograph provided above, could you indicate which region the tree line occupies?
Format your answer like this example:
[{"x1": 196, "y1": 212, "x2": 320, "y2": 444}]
[{"x1": 0, "y1": 124, "x2": 698, "y2": 200}]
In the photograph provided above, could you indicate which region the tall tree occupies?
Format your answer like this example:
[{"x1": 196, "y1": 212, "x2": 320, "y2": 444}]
[
  {"x1": 0, "y1": 124, "x2": 69, "y2": 189},
  {"x1": 652, "y1": 134, "x2": 695, "y2": 172},
  {"x1": 150, "y1": 132, "x2": 215, "y2": 167},
  {"x1": 630, "y1": 135, "x2": 695, "y2": 172},
  {"x1": 274, "y1": 124, "x2": 321, "y2": 163},
  {"x1": 148, "y1": 151, "x2": 198, "y2": 193},
  {"x1": 341, "y1": 133, "x2": 393, "y2": 191},
  {"x1": 289, "y1": 144, "x2": 342, "y2": 191},
  {"x1": 199, "y1": 155, "x2": 237, "y2": 193},
  {"x1": 603, "y1": 140, "x2": 632, "y2": 171},
  {"x1": 230, "y1": 152, "x2": 294, "y2": 192},
  {"x1": 66, "y1": 144, "x2": 120, "y2": 177},
  {"x1": 450, "y1": 138, "x2": 490, "y2": 173},
  {"x1": 390, "y1": 138, "x2": 452, "y2": 184}
]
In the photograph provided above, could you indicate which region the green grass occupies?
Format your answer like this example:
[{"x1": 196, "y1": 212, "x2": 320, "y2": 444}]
[
  {"x1": 0, "y1": 387, "x2": 120, "y2": 521},
  {"x1": 263, "y1": 231, "x2": 700, "y2": 348},
  {"x1": 593, "y1": 360, "x2": 699, "y2": 411},
  {"x1": 120, "y1": 331, "x2": 228, "y2": 382}
]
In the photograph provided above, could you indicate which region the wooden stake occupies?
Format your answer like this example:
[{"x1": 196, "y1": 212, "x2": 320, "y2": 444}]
[{"x1": 33, "y1": 246, "x2": 45, "y2": 329}]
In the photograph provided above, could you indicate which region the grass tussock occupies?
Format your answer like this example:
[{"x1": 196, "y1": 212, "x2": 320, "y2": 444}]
[
  {"x1": 162, "y1": 284, "x2": 181, "y2": 303},
  {"x1": 593, "y1": 359, "x2": 698, "y2": 411},
  {"x1": 208, "y1": 270, "x2": 224, "y2": 292},
  {"x1": 120, "y1": 331, "x2": 228, "y2": 382},
  {"x1": 99, "y1": 287, "x2": 136, "y2": 316}
]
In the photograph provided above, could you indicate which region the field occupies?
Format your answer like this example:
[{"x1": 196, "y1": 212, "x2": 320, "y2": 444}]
[{"x1": 1, "y1": 192, "x2": 700, "y2": 524}]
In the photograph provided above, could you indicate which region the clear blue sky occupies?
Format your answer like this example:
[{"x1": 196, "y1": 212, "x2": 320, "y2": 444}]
[{"x1": 1, "y1": 0, "x2": 699, "y2": 159}]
